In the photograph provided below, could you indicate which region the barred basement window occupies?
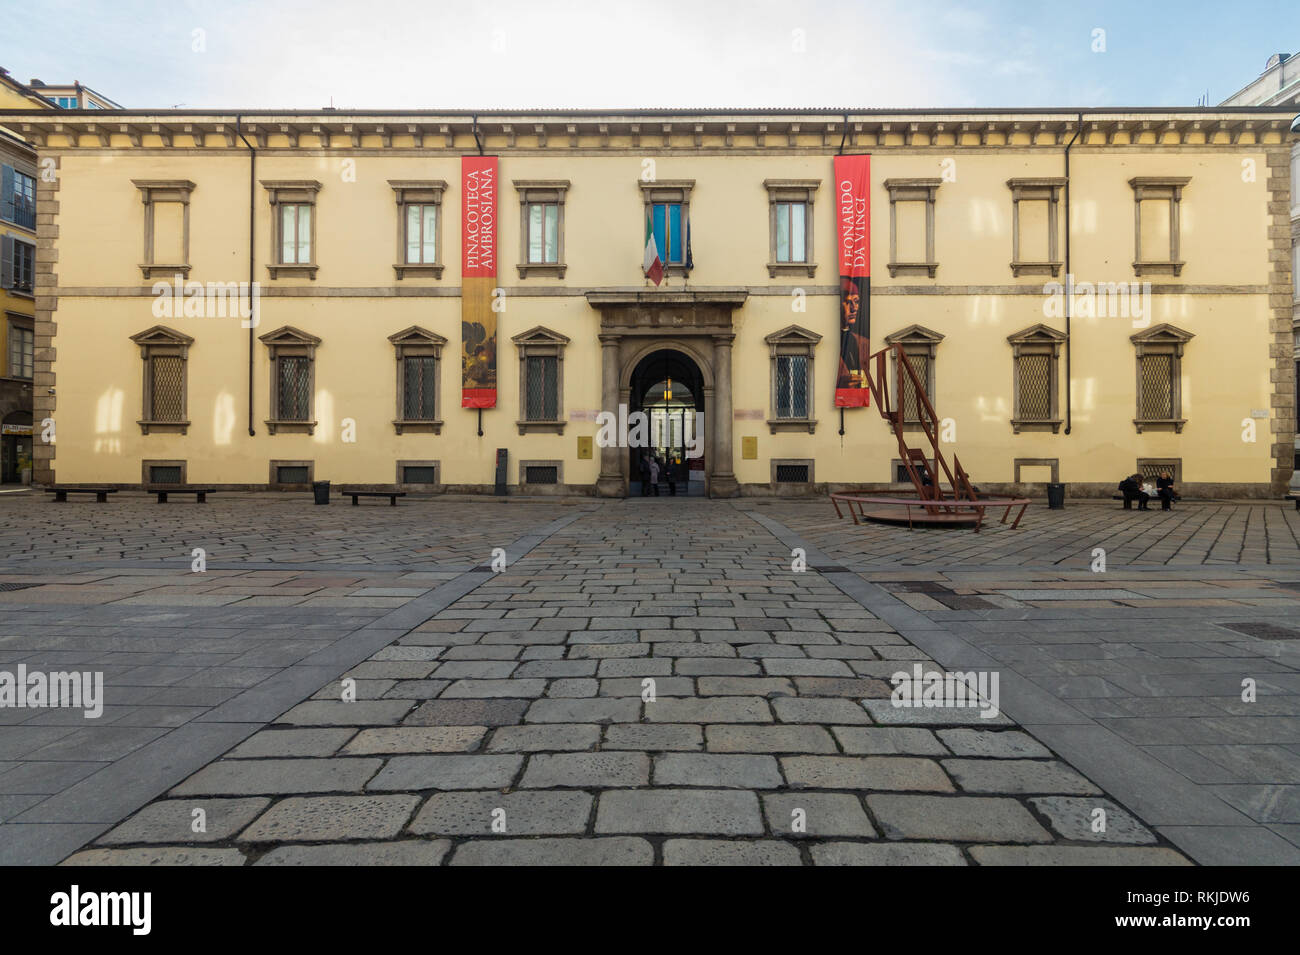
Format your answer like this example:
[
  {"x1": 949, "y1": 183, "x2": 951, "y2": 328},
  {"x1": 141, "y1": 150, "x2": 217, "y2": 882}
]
[
  {"x1": 1007, "y1": 323, "x2": 1065, "y2": 433},
  {"x1": 1131, "y1": 323, "x2": 1193, "y2": 433},
  {"x1": 130, "y1": 325, "x2": 193, "y2": 434},
  {"x1": 512, "y1": 326, "x2": 569, "y2": 434},
  {"x1": 149, "y1": 465, "x2": 182, "y2": 484},
  {"x1": 525, "y1": 465, "x2": 558, "y2": 485},
  {"x1": 403, "y1": 466, "x2": 438, "y2": 484},
  {"x1": 1137, "y1": 458, "x2": 1181, "y2": 483},
  {"x1": 275, "y1": 464, "x2": 310, "y2": 484},
  {"x1": 771, "y1": 459, "x2": 815, "y2": 490},
  {"x1": 260, "y1": 325, "x2": 321, "y2": 434}
]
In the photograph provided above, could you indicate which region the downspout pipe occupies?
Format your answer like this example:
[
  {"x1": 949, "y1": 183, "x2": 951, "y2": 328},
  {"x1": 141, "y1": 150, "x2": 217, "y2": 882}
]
[
  {"x1": 1063, "y1": 111, "x2": 1083, "y2": 436},
  {"x1": 236, "y1": 115, "x2": 256, "y2": 436}
]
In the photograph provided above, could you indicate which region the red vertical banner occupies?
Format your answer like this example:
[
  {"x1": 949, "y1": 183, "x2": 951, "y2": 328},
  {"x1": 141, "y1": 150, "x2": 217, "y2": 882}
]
[
  {"x1": 461, "y1": 156, "x2": 498, "y2": 409},
  {"x1": 834, "y1": 154, "x2": 871, "y2": 408}
]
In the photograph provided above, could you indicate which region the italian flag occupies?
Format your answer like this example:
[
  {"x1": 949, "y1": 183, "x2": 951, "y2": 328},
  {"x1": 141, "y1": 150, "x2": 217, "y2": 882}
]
[{"x1": 643, "y1": 213, "x2": 664, "y2": 286}]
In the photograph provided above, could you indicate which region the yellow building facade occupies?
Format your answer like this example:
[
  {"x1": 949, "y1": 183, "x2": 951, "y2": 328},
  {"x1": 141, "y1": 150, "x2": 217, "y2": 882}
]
[{"x1": 4, "y1": 108, "x2": 1296, "y2": 497}]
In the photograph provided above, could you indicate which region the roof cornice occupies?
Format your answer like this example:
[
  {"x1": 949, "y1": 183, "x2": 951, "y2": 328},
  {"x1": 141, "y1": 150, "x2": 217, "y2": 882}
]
[{"x1": 3, "y1": 108, "x2": 1295, "y2": 150}]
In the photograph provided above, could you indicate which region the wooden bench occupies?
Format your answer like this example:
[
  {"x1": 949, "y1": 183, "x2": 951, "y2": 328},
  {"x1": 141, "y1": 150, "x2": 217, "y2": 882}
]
[
  {"x1": 1286, "y1": 494, "x2": 1299, "y2": 511},
  {"x1": 149, "y1": 486, "x2": 215, "y2": 503},
  {"x1": 45, "y1": 486, "x2": 117, "y2": 503},
  {"x1": 831, "y1": 493, "x2": 1030, "y2": 532},
  {"x1": 339, "y1": 488, "x2": 406, "y2": 507}
]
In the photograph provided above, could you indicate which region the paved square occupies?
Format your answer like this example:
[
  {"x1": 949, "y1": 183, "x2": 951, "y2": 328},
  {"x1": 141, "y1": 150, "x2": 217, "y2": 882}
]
[{"x1": 2, "y1": 491, "x2": 1298, "y2": 864}]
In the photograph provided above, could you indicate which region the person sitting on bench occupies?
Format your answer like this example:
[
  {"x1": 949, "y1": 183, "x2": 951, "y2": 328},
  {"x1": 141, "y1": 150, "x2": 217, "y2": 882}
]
[
  {"x1": 1118, "y1": 473, "x2": 1150, "y2": 510},
  {"x1": 1156, "y1": 471, "x2": 1177, "y2": 511}
]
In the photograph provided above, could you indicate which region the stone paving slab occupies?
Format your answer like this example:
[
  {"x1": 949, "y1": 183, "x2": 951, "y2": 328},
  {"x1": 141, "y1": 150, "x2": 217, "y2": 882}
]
[{"x1": 35, "y1": 500, "x2": 1209, "y2": 866}]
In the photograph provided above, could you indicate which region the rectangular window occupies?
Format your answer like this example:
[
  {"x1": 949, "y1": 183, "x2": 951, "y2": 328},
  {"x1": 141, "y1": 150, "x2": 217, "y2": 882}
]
[
  {"x1": 11, "y1": 238, "x2": 34, "y2": 292},
  {"x1": 276, "y1": 465, "x2": 309, "y2": 484},
  {"x1": 526, "y1": 203, "x2": 560, "y2": 264},
  {"x1": 1139, "y1": 353, "x2": 1175, "y2": 419},
  {"x1": 402, "y1": 465, "x2": 438, "y2": 484},
  {"x1": 651, "y1": 202, "x2": 684, "y2": 264},
  {"x1": 402, "y1": 355, "x2": 437, "y2": 420},
  {"x1": 149, "y1": 355, "x2": 184, "y2": 421},
  {"x1": 1017, "y1": 354, "x2": 1053, "y2": 420},
  {"x1": 900, "y1": 352, "x2": 930, "y2": 424},
  {"x1": 280, "y1": 203, "x2": 312, "y2": 264},
  {"x1": 775, "y1": 355, "x2": 808, "y2": 418},
  {"x1": 525, "y1": 355, "x2": 558, "y2": 420},
  {"x1": 2, "y1": 166, "x2": 36, "y2": 229},
  {"x1": 8, "y1": 325, "x2": 33, "y2": 379},
  {"x1": 277, "y1": 356, "x2": 311, "y2": 420},
  {"x1": 773, "y1": 202, "x2": 807, "y2": 263},
  {"x1": 404, "y1": 203, "x2": 438, "y2": 264}
]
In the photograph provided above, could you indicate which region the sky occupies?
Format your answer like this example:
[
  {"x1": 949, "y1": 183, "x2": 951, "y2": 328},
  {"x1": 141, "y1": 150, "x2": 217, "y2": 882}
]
[{"x1": 3, "y1": 0, "x2": 1298, "y2": 111}]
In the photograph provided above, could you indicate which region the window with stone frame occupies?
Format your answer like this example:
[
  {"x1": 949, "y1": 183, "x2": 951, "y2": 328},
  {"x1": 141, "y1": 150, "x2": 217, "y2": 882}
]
[
  {"x1": 639, "y1": 180, "x2": 693, "y2": 277},
  {"x1": 515, "y1": 180, "x2": 569, "y2": 278},
  {"x1": 389, "y1": 180, "x2": 446, "y2": 278},
  {"x1": 884, "y1": 179, "x2": 941, "y2": 278},
  {"x1": 1, "y1": 235, "x2": 35, "y2": 293},
  {"x1": 1129, "y1": 177, "x2": 1190, "y2": 277},
  {"x1": 883, "y1": 325, "x2": 944, "y2": 429},
  {"x1": 260, "y1": 325, "x2": 321, "y2": 434},
  {"x1": 389, "y1": 325, "x2": 446, "y2": 433},
  {"x1": 129, "y1": 325, "x2": 194, "y2": 434},
  {"x1": 1006, "y1": 178, "x2": 1066, "y2": 277},
  {"x1": 7, "y1": 320, "x2": 33, "y2": 379},
  {"x1": 512, "y1": 326, "x2": 569, "y2": 434},
  {"x1": 262, "y1": 180, "x2": 321, "y2": 278},
  {"x1": 131, "y1": 180, "x2": 195, "y2": 279},
  {"x1": 1131, "y1": 323, "x2": 1193, "y2": 433},
  {"x1": 1007, "y1": 323, "x2": 1066, "y2": 433},
  {"x1": 765, "y1": 325, "x2": 821, "y2": 433},
  {"x1": 2, "y1": 163, "x2": 37, "y2": 230},
  {"x1": 763, "y1": 180, "x2": 818, "y2": 277}
]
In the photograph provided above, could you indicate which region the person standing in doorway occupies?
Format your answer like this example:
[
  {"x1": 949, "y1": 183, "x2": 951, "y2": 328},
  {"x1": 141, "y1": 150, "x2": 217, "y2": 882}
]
[
  {"x1": 647, "y1": 456, "x2": 661, "y2": 496},
  {"x1": 638, "y1": 453, "x2": 651, "y2": 496}
]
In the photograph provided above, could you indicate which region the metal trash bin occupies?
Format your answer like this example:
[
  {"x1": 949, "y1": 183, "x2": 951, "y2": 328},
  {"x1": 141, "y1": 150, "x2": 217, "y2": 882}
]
[
  {"x1": 1046, "y1": 482, "x2": 1065, "y2": 510},
  {"x1": 313, "y1": 480, "x2": 330, "y2": 505}
]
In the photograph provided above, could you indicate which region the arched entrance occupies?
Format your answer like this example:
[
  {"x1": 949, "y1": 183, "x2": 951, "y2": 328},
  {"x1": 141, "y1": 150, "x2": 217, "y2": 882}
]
[
  {"x1": 588, "y1": 289, "x2": 746, "y2": 498},
  {"x1": 627, "y1": 348, "x2": 706, "y2": 496}
]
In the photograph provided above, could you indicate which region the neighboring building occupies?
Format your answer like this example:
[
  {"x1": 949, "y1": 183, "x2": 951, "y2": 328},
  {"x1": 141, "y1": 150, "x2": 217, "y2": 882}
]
[
  {"x1": 1222, "y1": 53, "x2": 1300, "y2": 485},
  {"x1": 1, "y1": 107, "x2": 1295, "y2": 497},
  {"x1": 25, "y1": 78, "x2": 122, "y2": 110},
  {"x1": 0, "y1": 69, "x2": 50, "y2": 483}
]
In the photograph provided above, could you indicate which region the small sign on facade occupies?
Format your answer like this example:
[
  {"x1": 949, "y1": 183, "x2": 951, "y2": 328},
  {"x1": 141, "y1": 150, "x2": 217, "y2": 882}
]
[
  {"x1": 576, "y1": 435, "x2": 593, "y2": 459},
  {"x1": 742, "y1": 436, "x2": 758, "y2": 460}
]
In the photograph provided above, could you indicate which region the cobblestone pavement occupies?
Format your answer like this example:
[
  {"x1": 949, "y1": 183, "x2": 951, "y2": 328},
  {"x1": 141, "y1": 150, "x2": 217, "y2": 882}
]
[{"x1": 2, "y1": 492, "x2": 1295, "y2": 864}]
